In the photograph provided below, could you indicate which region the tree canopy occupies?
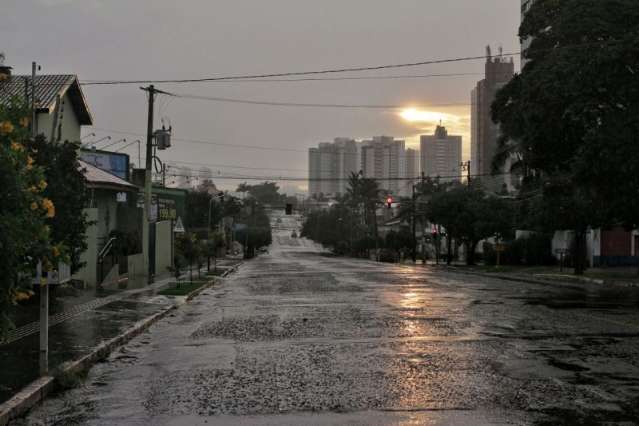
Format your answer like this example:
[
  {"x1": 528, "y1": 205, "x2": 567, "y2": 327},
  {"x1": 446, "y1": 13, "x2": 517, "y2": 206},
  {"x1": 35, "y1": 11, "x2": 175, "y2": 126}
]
[{"x1": 492, "y1": 0, "x2": 639, "y2": 232}]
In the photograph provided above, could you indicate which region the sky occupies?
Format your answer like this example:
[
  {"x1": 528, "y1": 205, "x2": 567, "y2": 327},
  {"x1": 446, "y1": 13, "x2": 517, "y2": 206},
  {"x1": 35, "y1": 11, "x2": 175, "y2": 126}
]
[{"x1": 1, "y1": 0, "x2": 521, "y2": 193}]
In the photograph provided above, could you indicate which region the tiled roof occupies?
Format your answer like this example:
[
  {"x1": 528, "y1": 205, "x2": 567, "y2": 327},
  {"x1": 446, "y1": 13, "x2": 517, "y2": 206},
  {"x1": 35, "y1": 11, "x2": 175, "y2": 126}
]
[
  {"x1": 79, "y1": 160, "x2": 137, "y2": 191},
  {"x1": 0, "y1": 74, "x2": 93, "y2": 125}
]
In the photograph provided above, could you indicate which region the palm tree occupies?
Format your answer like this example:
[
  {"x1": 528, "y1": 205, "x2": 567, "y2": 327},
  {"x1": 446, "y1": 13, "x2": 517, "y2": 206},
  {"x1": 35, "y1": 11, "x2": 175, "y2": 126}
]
[{"x1": 346, "y1": 172, "x2": 381, "y2": 258}]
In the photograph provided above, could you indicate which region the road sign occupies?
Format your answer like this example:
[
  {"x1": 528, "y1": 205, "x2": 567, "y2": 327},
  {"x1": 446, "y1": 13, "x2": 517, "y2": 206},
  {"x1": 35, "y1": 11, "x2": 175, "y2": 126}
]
[{"x1": 173, "y1": 216, "x2": 185, "y2": 234}]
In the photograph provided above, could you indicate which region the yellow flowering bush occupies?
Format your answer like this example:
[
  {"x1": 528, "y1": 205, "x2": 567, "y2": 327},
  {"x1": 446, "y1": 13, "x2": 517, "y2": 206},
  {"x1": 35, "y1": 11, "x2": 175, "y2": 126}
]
[
  {"x1": 0, "y1": 120, "x2": 14, "y2": 135},
  {"x1": 0, "y1": 98, "x2": 57, "y2": 335}
]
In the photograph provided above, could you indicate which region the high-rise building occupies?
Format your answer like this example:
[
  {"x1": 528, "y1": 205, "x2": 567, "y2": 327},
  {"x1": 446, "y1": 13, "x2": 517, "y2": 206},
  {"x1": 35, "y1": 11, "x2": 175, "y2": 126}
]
[
  {"x1": 420, "y1": 126, "x2": 462, "y2": 183},
  {"x1": 360, "y1": 136, "x2": 406, "y2": 196},
  {"x1": 308, "y1": 138, "x2": 359, "y2": 198},
  {"x1": 405, "y1": 148, "x2": 420, "y2": 181},
  {"x1": 470, "y1": 46, "x2": 515, "y2": 191}
]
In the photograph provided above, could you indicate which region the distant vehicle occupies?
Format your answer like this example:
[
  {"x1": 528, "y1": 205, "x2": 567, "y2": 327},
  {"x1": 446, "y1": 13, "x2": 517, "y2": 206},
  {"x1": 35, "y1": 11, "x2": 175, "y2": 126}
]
[{"x1": 291, "y1": 231, "x2": 298, "y2": 238}]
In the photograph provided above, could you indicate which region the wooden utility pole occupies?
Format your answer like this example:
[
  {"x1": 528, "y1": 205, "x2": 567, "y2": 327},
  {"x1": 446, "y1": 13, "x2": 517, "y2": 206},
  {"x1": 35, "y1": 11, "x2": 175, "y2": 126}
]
[
  {"x1": 411, "y1": 183, "x2": 417, "y2": 263},
  {"x1": 31, "y1": 62, "x2": 37, "y2": 138},
  {"x1": 30, "y1": 62, "x2": 50, "y2": 376},
  {"x1": 141, "y1": 85, "x2": 156, "y2": 284}
]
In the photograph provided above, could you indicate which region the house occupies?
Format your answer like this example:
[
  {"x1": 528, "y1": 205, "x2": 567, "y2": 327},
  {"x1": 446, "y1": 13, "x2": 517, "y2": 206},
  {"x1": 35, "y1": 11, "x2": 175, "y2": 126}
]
[
  {"x1": 0, "y1": 64, "x2": 92, "y2": 142},
  {"x1": 75, "y1": 160, "x2": 140, "y2": 287},
  {"x1": 552, "y1": 227, "x2": 639, "y2": 268}
]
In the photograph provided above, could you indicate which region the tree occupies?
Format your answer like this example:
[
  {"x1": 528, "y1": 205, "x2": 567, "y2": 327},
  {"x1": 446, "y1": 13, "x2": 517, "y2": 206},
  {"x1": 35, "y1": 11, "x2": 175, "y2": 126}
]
[
  {"x1": 492, "y1": 0, "x2": 639, "y2": 273},
  {"x1": 0, "y1": 99, "x2": 58, "y2": 335},
  {"x1": 184, "y1": 190, "x2": 213, "y2": 230},
  {"x1": 428, "y1": 184, "x2": 514, "y2": 265},
  {"x1": 175, "y1": 233, "x2": 200, "y2": 283},
  {"x1": 27, "y1": 136, "x2": 89, "y2": 273},
  {"x1": 346, "y1": 173, "x2": 381, "y2": 256},
  {"x1": 236, "y1": 182, "x2": 285, "y2": 206}
]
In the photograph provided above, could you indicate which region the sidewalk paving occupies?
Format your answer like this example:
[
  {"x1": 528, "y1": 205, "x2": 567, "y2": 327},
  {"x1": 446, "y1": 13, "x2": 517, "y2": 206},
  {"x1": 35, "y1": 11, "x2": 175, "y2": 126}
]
[
  {"x1": 443, "y1": 265, "x2": 639, "y2": 289},
  {"x1": 0, "y1": 259, "x2": 241, "y2": 406}
]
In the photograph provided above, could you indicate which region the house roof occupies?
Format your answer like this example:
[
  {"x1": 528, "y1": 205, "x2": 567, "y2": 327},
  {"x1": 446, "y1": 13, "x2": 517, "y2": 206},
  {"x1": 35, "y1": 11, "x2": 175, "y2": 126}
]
[
  {"x1": 0, "y1": 74, "x2": 93, "y2": 125},
  {"x1": 79, "y1": 160, "x2": 137, "y2": 192}
]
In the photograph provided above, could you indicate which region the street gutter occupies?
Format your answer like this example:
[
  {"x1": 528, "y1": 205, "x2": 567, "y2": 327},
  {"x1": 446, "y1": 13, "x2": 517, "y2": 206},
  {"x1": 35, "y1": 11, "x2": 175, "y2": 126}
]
[
  {"x1": 441, "y1": 266, "x2": 604, "y2": 291},
  {"x1": 0, "y1": 263, "x2": 242, "y2": 426}
]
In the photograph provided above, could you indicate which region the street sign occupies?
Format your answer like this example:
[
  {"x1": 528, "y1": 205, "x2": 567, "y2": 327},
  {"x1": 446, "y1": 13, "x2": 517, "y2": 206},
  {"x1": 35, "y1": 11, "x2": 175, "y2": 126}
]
[
  {"x1": 116, "y1": 192, "x2": 127, "y2": 203},
  {"x1": 173, "y1": 216, "x2": 185, "y2": 233},
  {"x1": 495, "y1": 243, "x2": 506, "y2": 252}
]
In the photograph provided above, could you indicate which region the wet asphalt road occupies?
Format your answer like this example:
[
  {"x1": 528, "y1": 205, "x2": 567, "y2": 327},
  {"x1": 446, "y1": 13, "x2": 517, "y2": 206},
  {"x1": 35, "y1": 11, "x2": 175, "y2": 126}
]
[{"x1": 19, "y1": 220, "x2": 639, "y2": 425}]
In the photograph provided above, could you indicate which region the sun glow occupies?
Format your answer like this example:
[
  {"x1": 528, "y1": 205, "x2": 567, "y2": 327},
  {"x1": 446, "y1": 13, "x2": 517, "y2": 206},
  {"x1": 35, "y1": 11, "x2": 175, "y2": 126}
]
[{"x1": 400, "y1": 108, "x2": 459, "y2": 124}]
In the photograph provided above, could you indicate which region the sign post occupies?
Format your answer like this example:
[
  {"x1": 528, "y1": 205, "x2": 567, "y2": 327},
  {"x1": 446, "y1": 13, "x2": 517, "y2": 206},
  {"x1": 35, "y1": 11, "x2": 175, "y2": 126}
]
[
  {"x1": 36, "y1": 261, "x2": 48, "y2": 376},
  {"x1": 495, "y1": 243, "x2": 506, "y2": 268}
]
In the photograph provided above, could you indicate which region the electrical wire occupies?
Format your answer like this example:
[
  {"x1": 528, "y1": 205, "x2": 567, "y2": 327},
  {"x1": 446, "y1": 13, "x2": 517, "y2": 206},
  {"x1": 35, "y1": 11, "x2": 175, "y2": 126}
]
[
  {"x1": 79, "y1": 52, "x2": 520, "y2": 86},
  {"x1": 163, "y1": 169, "x2": 512, "y2": 182},
  {"x1": 87, "y1": 127, "x2": 456, "y2": 158},
  {"x1": 170, "y1": 93, "x2": 470, "y2": 110}
]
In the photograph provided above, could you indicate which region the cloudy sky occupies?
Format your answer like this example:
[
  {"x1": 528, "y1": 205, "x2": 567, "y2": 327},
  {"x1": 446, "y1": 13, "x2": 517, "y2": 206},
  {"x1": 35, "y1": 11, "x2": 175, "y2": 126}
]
[{"x1": 2, "y1": 0, "x2": 521, "y2": 192}]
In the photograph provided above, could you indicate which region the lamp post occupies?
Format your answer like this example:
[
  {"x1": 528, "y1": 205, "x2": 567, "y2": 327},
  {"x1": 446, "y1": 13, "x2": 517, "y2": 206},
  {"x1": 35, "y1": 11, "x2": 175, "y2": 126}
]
[
  {"x1": 116, "y1": 139, "x2": 141, "y2": 167},
  {"x1": 80, "y1": 132, "x2": 95, "y2": 141},
  {"x1": 88, "y1": 136, "x2": 110, "y2": 149},
  {"x1": 101, "y1": 138, "x2": 127, "y2": 150}
]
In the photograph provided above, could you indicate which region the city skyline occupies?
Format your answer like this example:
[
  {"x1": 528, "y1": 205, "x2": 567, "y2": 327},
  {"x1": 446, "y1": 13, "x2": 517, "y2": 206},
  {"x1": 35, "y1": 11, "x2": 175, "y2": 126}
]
[{"x1": 1, "y1": 0, "x2": 520, "y2": 191}]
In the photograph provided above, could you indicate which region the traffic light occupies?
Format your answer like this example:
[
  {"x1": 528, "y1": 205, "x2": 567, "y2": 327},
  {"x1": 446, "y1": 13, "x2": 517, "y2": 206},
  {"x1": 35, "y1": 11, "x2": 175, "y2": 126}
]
[
  {"x1": 285, "y1": 203, "x2": 293, "y2": 215},
  {"x1": 386, "y1": 197, "x2": 393, "y2": 209}
]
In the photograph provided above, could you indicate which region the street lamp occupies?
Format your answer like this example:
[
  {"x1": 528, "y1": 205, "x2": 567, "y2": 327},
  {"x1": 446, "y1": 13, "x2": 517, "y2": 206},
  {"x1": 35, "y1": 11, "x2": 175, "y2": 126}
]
[
  {"x1": 88, "y1": 136, "x2": 111, "y2": 149},
  {"x1": 101, "y1": 138, "x2": 127, "y2": 150},
  {"x1": 116, "y1": 139, "x2": 141, "y2": 166}
]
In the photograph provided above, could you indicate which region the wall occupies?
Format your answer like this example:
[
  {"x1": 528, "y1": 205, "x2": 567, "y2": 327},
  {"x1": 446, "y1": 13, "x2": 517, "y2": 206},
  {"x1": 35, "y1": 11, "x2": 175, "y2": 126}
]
[
  {"x1": 155, "y1": 220, "x2": 173, "y2": 278},
  {"x1": 72, "y1": 208, "x2": 98, "y2": 286},
  {"x1": 127, "y1": 253, "x2": 145, "y2": 278},
  {"x1": 36, "y1": 92, "x2": 82, "y2": 143}
]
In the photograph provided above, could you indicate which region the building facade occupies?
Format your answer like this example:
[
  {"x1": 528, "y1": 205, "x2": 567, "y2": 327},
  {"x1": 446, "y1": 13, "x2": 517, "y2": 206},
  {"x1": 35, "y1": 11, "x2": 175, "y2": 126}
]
[
  {"x1": 420, "y1": 125, "x2": 462, "y2": 183},
  {"x1": 308, "y1": 138, "x2": 359, "y2": 198},
  {"x1": 360, "y1": 136, "x2": 406, "y2": 197},
  {"x1": 405, "y1": 148, "x2": 420, "y2": 181},
  {"x1": 470, "y1": 46, "x2": 515, "y2": 191}
]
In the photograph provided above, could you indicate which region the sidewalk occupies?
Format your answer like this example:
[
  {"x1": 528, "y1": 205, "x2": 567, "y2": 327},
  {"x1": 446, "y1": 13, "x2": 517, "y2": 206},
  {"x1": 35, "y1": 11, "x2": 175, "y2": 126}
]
[
  {"x1": 0, "y1": 259, "x2": 241, "y2": 407},
  {"x1": 442, "y1": 265, "x2": 639, "y2": 289}
]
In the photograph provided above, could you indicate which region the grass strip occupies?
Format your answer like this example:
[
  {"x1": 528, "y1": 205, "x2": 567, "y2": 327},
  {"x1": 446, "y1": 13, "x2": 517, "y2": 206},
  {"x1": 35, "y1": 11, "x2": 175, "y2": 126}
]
[{"x1": 159, "y1": 280, "x2": 210, "y2": 296}]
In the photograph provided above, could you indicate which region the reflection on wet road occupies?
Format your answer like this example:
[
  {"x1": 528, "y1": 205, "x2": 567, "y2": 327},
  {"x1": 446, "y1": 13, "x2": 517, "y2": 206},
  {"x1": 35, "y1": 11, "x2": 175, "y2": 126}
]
[{"x1": 18, "y1": 223, "x2": 639, "y2": 425}]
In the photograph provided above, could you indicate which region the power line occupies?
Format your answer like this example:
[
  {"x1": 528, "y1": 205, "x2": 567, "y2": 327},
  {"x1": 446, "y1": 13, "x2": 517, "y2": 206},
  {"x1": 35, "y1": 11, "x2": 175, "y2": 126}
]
[
  {"x1": 170, "y1": 93, "x2": 470, "y2": 110},
  {"x1": 86, "y1": 127, "x2": 449, "y2": 159},
  {"x1": 164, "y1": 170, "x2": 512, "y2": 182},
  {"x1": 130, "y1": 72, "x2": 482, "y2": 84},
  {"x1": 79, "y1": 52, "x2": 520, "y2": 86},
  {"x1": 164, "y1": 159, "x2": 307, "y2": 172}
]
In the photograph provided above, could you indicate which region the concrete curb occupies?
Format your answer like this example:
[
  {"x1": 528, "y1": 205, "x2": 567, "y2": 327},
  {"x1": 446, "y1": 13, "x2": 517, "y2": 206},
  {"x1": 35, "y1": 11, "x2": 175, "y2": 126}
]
[
  {"x1": 442, "y1": 267, "x2": 586, "y2": 290},
  {"x1": 0, "y1": 275, "x2": 225, "y2": 426}
]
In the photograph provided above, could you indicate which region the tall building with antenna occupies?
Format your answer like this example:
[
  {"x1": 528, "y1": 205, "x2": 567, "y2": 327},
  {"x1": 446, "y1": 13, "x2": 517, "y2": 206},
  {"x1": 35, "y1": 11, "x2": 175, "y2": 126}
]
[{"x1": 470, "y1": 46, "x2": 515, "y2": 192}]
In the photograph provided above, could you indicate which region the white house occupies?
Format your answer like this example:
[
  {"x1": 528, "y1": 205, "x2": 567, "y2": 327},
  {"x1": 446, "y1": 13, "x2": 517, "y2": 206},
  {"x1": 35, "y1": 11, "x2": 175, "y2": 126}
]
[{"x1": 0, "y1": 65, "x2": 93, "y2": 142}]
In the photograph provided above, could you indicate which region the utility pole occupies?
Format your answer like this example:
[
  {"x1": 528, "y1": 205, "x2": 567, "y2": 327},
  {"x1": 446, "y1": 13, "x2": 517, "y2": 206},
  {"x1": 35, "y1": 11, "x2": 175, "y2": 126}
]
[
  {"x1": 31, "y1": 62, "x2": 37, "y2": 138},
  {"x1": 141, "y1": 85, "x2": 156, "y2": 284},
  {"x1": 411, "y1": 183, "x2": 417, "y2": 264},
  {"x1": 31, "y1": 62, "x2": 49, "y2": 376}
]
